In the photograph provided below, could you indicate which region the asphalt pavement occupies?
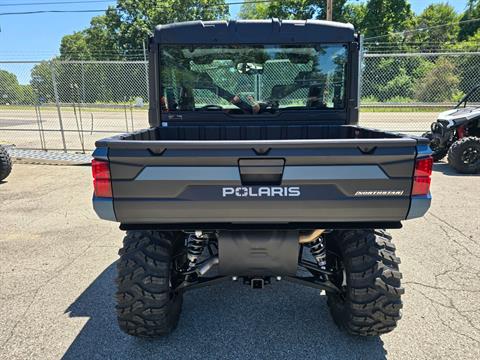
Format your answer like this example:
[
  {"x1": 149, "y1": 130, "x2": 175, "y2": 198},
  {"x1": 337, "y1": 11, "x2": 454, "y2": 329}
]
[{"x1": 0, "y1": 163, "x2": 479, "y2": 359}]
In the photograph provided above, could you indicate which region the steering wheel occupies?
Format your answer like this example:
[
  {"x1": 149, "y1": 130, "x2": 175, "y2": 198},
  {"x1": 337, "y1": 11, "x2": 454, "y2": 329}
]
[{"x1": 200, "y1": 104, "x2": 224, "y2": 110}]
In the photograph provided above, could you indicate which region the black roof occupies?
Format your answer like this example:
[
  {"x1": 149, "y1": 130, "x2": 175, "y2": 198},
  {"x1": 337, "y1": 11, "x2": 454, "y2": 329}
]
[{"x1": 153, "y1": 19, "x2": 356, "y2": 45}]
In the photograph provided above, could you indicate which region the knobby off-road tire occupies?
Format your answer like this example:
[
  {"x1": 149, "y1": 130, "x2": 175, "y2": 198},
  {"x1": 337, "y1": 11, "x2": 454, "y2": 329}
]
[
  {"x1": 422, "y1": 132, "x2": 448, "y2": 162},
  {"x1": 116, "y1": 230, "x2": 185, "y2": 338},
  {"x1": 447, "y1": 136, "x2": 480, "y2": 174},
  {"x1": 0, "y1": 146, "x2": 12, "y2": 181},
  {"x1": 327, "y1": 229, "x2": 404, "y2": 336}
]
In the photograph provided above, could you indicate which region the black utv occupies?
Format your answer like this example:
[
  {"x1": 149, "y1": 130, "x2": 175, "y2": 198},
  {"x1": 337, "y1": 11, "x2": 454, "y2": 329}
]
[
  {"x1": 423, "y1": 85, "x2": 480, "y2": 173},
  {"x1": 91, "y1": 20, "x2": 432, "y2": 338},
  {"x1": 0, "y1": 145, "x2": 12, "y2": 181}
]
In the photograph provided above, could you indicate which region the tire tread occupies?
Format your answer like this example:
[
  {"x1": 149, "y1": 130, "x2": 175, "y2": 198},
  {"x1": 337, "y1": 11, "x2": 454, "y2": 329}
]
[
  {"x1": 116, "y1": 230, "x2": 183, "y2": 338},
  {"x1": 447, "y1": 136, "x2": 480, "y2": 174},
  {"x1": 0, "y1": 146, "x2": 12, "y2": 181},
  {"x1": 327, "y1": 229, "x2": 403, "y2": 336}
]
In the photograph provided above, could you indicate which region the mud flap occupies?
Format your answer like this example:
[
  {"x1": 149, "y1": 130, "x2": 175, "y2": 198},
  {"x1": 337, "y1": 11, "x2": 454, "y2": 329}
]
[{"x1": 217, "y1": 230, "x2": 299, "y2": 276}]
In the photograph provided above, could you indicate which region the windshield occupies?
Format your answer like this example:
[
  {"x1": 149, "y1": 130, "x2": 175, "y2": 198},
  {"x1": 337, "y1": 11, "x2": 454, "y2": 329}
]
[{"x1": 159, "y1": 44, "x2": 348, "y2": 115}]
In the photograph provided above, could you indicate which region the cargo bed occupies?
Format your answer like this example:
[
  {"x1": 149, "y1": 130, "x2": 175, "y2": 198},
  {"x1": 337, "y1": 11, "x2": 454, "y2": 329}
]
[
  {"x1": 97, "y1": 124, "x2": 410, "y2": 146},
  {"x1": 93, "y1": 125, "x2": 431, "y2": 228}
]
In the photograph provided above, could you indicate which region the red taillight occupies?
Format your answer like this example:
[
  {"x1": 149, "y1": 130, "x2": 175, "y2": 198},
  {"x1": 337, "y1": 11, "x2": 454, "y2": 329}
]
[
  {"x1": 93, "y1": 179, "x2": 112, "y2": 197},
  {"x1": 412, "y1": 176, "x2": 431, "y2": 196},
  {"x1": 92, "y1": 159, "x2": 110, "y2": 179},
  {"x1": 412, "y1": 156, "x2": 433, "y2": 196},
  {"x1": 92, "y1": 159, "x2": 112, "y2": 197},
  {"x1": 415, "y1": 157, "x2": 433, "y2": 177}
]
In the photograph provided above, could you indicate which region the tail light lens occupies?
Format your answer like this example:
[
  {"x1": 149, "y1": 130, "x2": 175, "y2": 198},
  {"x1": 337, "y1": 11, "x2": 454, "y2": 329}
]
[
  {"x1": 412, "y1": 156, "x2": 433, "y2": 196},
  {"x1": 414, "y1": 157, "x2": 433, "y2": 177},
  {"x1": 412, "y1": 176, "x2": 431, "y2": 196},
  {"x1": 92, "y1": 159, "x2": 112, "y2": 197}
]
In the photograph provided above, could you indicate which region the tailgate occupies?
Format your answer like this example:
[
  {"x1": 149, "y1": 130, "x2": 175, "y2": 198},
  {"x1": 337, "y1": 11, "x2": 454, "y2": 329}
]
[{"x1": 98, "y1": 138, "x2": 420, "y2": 225}]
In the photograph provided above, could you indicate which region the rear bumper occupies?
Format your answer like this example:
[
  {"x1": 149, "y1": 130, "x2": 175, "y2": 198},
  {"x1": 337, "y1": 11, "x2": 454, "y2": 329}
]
[
  {"x1": 111, "y1": 196, "x2": 412, "y2": 224},
  {"x1": 93, "y1": 194, "x2": 429, "y2": 227},
  {"x1": 406, "y1": 194, "x2": 431, "y2": 220},
  {"x1": 92, "y1": 196, "x2": 116, "y2": 222},
  {"x1": 119, "y1": 222, "x2": 403, "y2": 231}
]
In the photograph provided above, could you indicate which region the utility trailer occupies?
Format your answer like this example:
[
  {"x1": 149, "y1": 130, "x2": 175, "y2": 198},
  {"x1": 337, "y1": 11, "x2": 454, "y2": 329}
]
[{"x1": 91, "y1": 19, "x2": 432, "y2": 338}]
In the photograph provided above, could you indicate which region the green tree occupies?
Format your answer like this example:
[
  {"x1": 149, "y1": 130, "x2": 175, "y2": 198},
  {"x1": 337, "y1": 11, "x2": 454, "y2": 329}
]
[
  {"x1": 84, "y1": 15, "x2": 122, "y2": 60},
  {"x1": 448, "y1": 29, "x2": 480, "y2": 93},
  {"x1": 239, "y1": 2, "x2": 270, "y2": 19},
  {"x1": 459, "y1": 0, "x2": 480, "y2": 40},
  {"x1": 59, "y1": 14, "x2": 122, "y2": 60},
  {"x1": 20, "y1": 85, "x2": 35, "y2": 104},
  {"x1": 0, "y1": 70, "x2": 35, "y2": 105},
  {"x1": 0, "y1": 70, "x2": 19, "y2": 104},
  {"x1": 362, "y1": 0, "x2": 414, "y2": 41},
  {"x1": 60, "y1": 32, "x2": 92, "y2": 60},
  {"x1": 378, "y1": 68, "x2": 414, "y2": 100},
  {"x1": 412, "y1": 3, "x2": 459, "y2": 52},
  {"x1": 59, "y1": 0, "x2": 229, "y2": 60},
  {"x1": 340, "y1": 3, "x2": 366, "y2": 31},
  {"x1": 361, "y1": 58, "x2": 411, "y2": 101},
  {"x1": 414, "y1": 58, "x2": 461, "y2": 102},
  {"x1": 0, "y1": 70, "x2": 22, "y2": 104},
  {"x1": 239, "y1": 1, "x2": 347, "y2": 21},
  {"x1": 102, "y1": 0, "x2": 229, "y2": 53},
  {"x1": 362, "y1": 56, "x2": 434, "y2": 102},
  {"x1": 239, "y1": 1, "x2": 316, "y2": 20},
  {"x1": 30, "y1": 62, "x2": 54, "y2": 103},
  {"x1": 53, "y1": 0, "x2": 230, "y2": 104}
]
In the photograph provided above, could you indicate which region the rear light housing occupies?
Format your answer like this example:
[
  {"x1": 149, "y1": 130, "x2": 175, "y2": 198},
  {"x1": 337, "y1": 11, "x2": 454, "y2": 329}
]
[
  {"x1": 412, "y1": 156, "x2": 433, "y2": 196},
  {"x1": 92, "y1": 159, "x2": 112, "y2": 197},
  {"x1": 414, "y1": 156, "x2": 433, "y2": 177}
]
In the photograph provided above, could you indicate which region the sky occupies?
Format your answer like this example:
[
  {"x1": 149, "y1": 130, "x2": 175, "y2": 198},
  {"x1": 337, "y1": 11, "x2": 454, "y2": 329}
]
[{"x1": 0, "y1": 0, "x2": 470, "y2": 84}]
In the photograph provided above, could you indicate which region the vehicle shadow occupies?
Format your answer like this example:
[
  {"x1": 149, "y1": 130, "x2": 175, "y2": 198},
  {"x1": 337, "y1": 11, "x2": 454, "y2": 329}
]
[
  {"x1": 62, "y1": 263, "x2": 387, "y2": 360},
  {"x1": 433, "y1": 162, "x2": 478, "y2": 176}
]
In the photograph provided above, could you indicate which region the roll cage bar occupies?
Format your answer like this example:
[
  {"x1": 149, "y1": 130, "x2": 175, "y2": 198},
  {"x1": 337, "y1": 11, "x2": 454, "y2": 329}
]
[{"x1": 456, "y1": 84, "x2": 480, "y2": 108}]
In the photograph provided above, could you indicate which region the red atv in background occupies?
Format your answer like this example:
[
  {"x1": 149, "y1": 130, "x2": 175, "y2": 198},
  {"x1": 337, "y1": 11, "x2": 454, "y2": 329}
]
[{"x1": 423, "y1": 85, "x2": 480, "y2": 174}]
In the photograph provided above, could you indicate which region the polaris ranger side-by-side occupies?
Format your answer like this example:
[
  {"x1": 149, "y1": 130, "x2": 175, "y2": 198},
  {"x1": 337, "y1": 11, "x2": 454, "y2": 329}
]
[{"x1": 91, "y1": 20, "x2": 432, "y2": 338}]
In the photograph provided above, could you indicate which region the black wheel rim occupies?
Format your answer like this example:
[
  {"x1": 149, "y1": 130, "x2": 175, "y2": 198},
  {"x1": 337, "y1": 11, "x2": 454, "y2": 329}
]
[{"x1": 461, "y1": 147, "x2": 480, "y2": 165}]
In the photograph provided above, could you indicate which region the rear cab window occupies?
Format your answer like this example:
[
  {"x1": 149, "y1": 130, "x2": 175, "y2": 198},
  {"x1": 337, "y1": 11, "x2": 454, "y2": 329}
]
[{"x1": 159, "y1": 44, "x2": 348, "y2": 117}]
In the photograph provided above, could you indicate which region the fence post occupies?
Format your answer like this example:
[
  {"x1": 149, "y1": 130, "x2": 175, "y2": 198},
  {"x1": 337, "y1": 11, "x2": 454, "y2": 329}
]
[
  {"x1": 143, "y1": 40, "x2": 150, "y2": 101},
  {"x1": 81, "y1": 61, "x2": 86, "y2": 103},
  {"x1": 50, "y1": 60, "x2": 67, "y2": 152}
]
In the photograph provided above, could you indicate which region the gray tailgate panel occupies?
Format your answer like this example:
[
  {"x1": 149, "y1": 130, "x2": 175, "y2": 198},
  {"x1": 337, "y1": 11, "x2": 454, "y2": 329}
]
[{"x1": 108, "y1": 144, "x2": 416, "y2": 224}]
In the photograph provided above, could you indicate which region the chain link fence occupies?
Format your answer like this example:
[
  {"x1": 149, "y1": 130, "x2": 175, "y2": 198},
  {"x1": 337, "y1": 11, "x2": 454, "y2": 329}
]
[
  {"x1": 1, "y1": 52, "x2": 479, "y2": 152},
  {"x1": 360, "y1": 52, "x2": 480, "y2": 133},
  {"x1": 0, "y1": 60, "x2": 149, "y2": 151}
]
